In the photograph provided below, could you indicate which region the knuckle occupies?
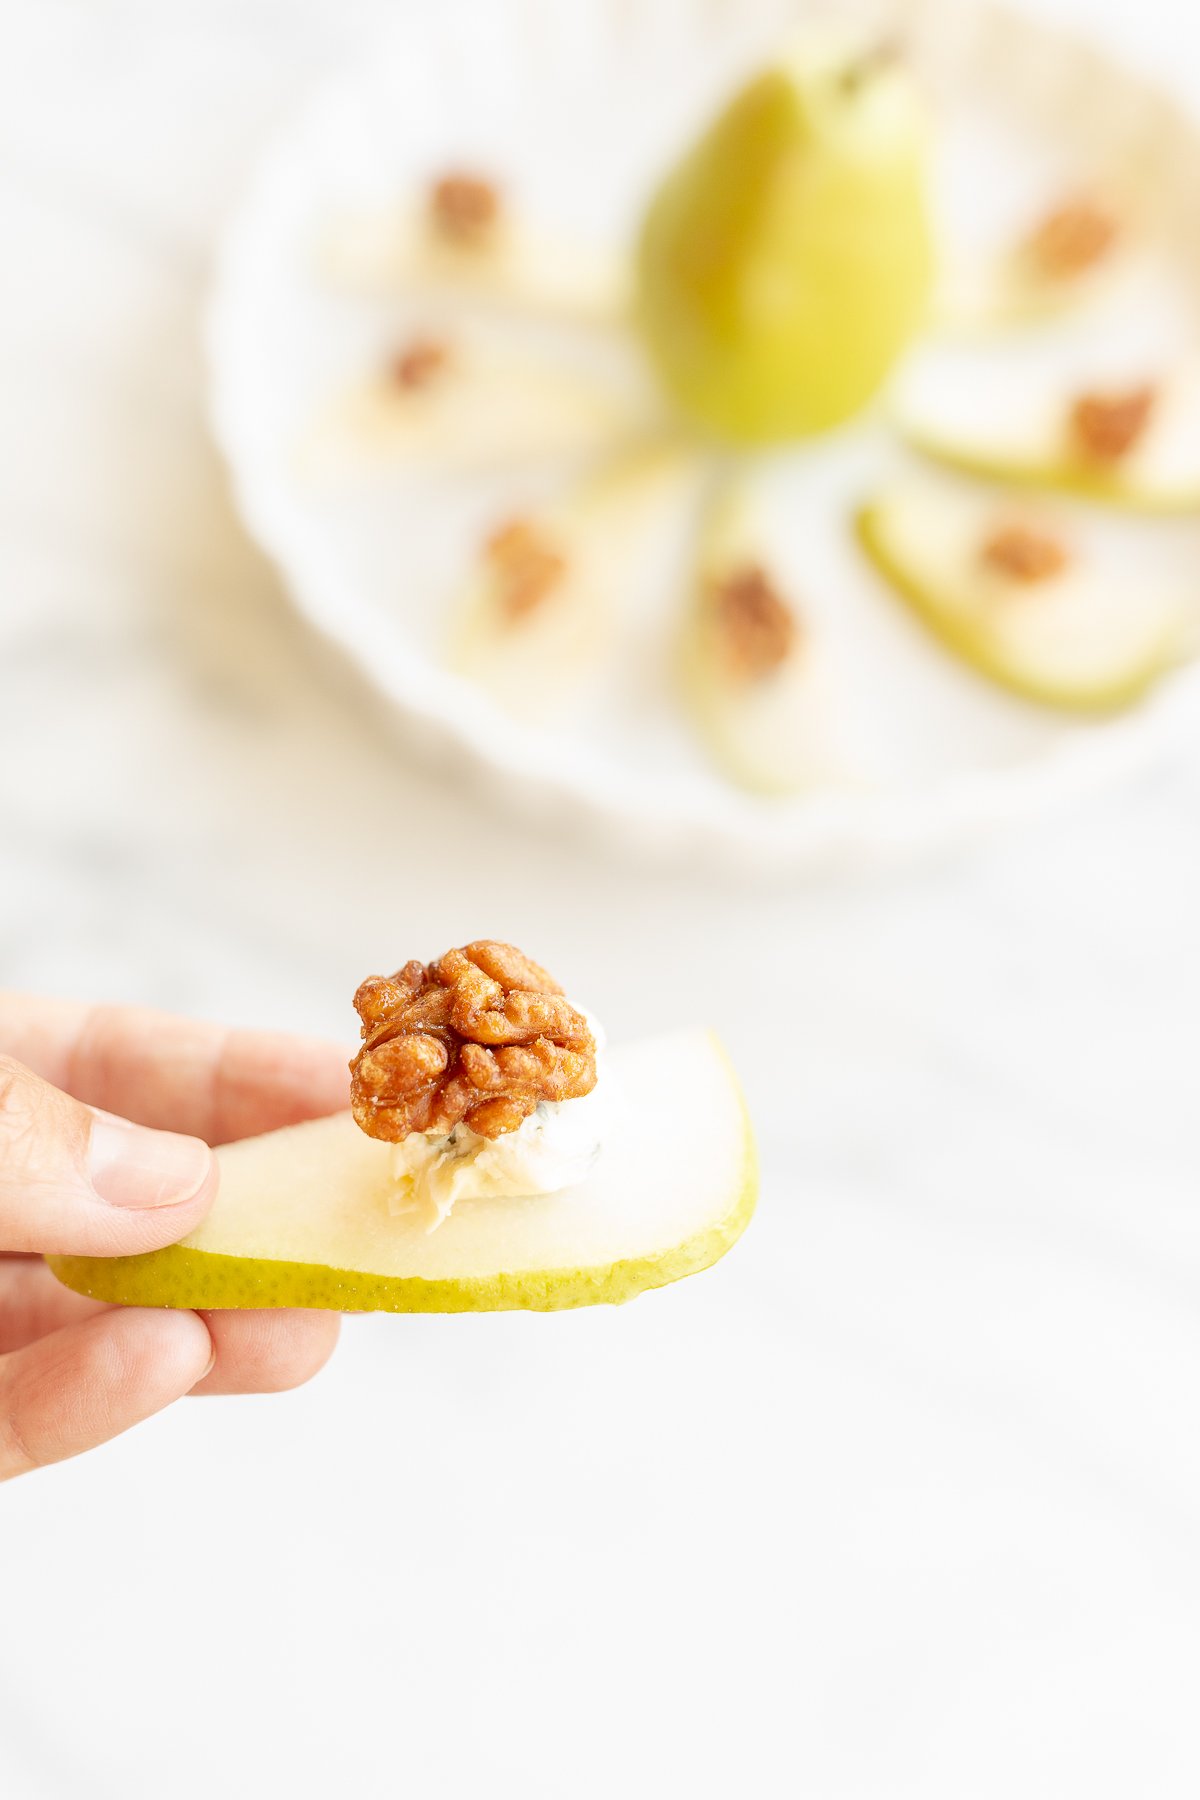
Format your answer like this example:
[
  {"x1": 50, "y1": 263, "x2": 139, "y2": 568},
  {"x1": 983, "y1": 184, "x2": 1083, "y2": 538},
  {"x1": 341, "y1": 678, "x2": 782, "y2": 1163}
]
[
  {"x1": 0, "y1": 1389, "x2": 38, "y2": 1481},
  {"x1": 0, "y1": 1057, "x2": 52, "y2": 1154}
]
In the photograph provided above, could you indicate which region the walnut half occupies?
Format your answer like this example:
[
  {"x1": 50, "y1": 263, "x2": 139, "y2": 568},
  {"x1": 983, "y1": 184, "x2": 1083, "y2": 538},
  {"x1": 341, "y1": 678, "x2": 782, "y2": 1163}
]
[
  {"x1": 1070, "y1": 384, "x2": 1156, "y2": 464},
  {"x1": 712, "y1": 564, "x2": 799, "y2": 681},
  {"x1": 390, "y1": 337, "x2": 451, "y2": 392},
  {"x1": 350, "y1": 941, "x2": 597, "y2": 1142},
  {"x1": 980, "y1": 521, "x2": 1069, "y2": 584},
  {"x1": 1025, "y1": 196, "x2": 1119, "y2": 282},
  {"x1": 485, "y1": 518, "x2": 568, "y2": 622},
  {"x1": 428, "y1": 172, "x2": 500, "y2": 247}
]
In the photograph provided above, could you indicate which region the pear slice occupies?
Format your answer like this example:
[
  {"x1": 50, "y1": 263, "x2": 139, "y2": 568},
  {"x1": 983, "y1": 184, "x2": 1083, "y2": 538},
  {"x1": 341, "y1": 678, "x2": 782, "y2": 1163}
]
[
  {"x1": 896, "y1": 372, "x2": 1200, "y2": 515},
  {"x1": 935, "y1": 194, "x2": 1132, "y2": 333},
  {"x1": 857, "y1": 480, "x2": 1191, "y2": 712},
  {"x1": 448, "y1": 443, "x2": 693, "y2": 724},
  {"x1": 318, "y1": 203, "x2": 629, "y2": 328},
  {"x1": 304, "y1": 329, "x2": 654, "y2": 478},
  {"x1": 48, "y1": 1032, "x2": 756, "y2": 1314},
  {"x1": 681, "y1": 483, "x2": 847, "y2": 793}
]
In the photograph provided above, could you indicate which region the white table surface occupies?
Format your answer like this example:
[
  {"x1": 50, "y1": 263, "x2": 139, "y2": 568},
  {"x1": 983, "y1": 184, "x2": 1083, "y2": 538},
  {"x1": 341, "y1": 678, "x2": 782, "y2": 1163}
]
[{"x1": 2, "y1": 2, "x2": 1199, "y2": 1795}]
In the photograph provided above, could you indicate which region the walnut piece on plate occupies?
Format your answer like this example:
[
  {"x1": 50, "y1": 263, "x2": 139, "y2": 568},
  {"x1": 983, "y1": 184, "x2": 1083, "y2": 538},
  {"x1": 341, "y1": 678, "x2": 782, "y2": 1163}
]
[
  {"x1": 485, "y1": 518, "x2": 569, "y2": 622},
  {"x1": 428, "y1": 172, "x2": 500, "y2": 247},
  {"x1": 1070, "y1": 383, "x2": 1157, "y2": 463},
  {"x1": 351, "y1": 941, "x2": 597, "y2": 1142},
  {"x1": 712, "y1": 564, "x2": 798, "y2": 681},
  {"x1": 980, "y1": 521, "x2": 1069, "y2": 584},
  {"x1": 390, "y1": 336, "x2": 452, "y2": 392},
  {"x1": 1025, "y1": 196, "x2": 1119, "y2": 281}
]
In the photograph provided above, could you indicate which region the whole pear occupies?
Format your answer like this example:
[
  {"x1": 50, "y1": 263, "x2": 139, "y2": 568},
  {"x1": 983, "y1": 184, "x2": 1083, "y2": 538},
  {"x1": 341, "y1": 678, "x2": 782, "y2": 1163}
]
[{"x1": 637, "y1": 32, "x2": 935, "y2": 443}]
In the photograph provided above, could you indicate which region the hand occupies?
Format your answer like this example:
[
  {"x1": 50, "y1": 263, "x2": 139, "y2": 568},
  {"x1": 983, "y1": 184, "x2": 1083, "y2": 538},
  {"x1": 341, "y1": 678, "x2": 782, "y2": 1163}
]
[{"x1": 0, "y1": 994, "x2": 350, "y2": 1480}]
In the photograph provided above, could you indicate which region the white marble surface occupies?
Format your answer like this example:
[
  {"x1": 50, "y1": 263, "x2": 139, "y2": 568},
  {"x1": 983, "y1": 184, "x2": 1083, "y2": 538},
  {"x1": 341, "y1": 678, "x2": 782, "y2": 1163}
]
[{"x1": 1, "y1": 2, "x2": 1200, "y2": 1795}]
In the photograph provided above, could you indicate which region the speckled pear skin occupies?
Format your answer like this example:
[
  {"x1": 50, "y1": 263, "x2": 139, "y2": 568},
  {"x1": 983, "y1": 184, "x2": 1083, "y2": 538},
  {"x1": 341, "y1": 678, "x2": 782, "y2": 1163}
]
[
  {"x1": 855, "y1": 503, "x2": 1180, "y2": 714},
  {"x1": 636, "y1": 50, "x2": 934, "y2": 443},
  {"x1": 899, "y1": 429, "x2": 1200, "y2": 517},
  {"x1": 48, "y1": 1108, "x2": 757, "y2": 1314}
]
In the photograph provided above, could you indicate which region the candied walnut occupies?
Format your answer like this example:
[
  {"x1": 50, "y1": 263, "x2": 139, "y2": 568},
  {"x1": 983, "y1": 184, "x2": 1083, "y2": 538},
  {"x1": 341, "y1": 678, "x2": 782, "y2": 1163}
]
[
  {"x1": 390, "y1": 336, "x2": 451, "y2": 392},
  {"x1": 429, "y1": 172, "x2": 500, "y2": 246},
  {"x1": 1070, "y1": 383, "x2": 1156, "y2": 464},
  {"x1": 1026, "y1": 197, "x2": 1119, "y2": 281},
  {"x1": 712, "y1": 563, "x2": 798, "y2": 681},
  {"x1": 350, "y1": 940, "x2": 596, "y2": 1142},
  {"x1": 980, "y1": 522, "x2": 1069, "y2": 585},
  {"x1": 485, "y1": 517, "x2": 568, "y2": 622}
]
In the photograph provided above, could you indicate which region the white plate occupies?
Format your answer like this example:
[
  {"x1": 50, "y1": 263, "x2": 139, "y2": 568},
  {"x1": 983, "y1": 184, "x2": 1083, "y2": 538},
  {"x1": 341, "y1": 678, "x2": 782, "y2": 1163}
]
[{"x1": 208, "y1": 0, "x2": 1200, "y2": 873}]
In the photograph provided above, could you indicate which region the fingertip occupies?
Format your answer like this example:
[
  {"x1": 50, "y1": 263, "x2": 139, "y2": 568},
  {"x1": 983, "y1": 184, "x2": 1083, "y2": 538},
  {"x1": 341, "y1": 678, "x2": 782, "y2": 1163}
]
[
  {"x1": 67, "y1": 1122, "x2": 220, "y2": 1260},
  {"x1": 89, "y1": 1117, "x2": 217, "y2": 1212},
  {"x1": 90, "y1": 1305, "x2": 216, "y2": 1401},
  {"x1": 189, "y1": 1307, "x2": 341, "y2": 1396},
  {"x1": 0, "y1": 1306, "x2": 213, "y2": 1480}
]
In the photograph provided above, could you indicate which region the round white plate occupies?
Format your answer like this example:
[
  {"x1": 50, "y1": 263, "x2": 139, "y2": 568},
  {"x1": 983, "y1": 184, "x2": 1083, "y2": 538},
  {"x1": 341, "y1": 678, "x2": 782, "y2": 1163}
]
[{"x1": 208, "y1": 0, "x2": 1200, "y2": 873}]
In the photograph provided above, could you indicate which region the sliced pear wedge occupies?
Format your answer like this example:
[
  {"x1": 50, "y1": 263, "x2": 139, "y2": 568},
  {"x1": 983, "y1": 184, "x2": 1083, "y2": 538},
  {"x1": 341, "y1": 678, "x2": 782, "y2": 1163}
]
[
  {"x1": 935, "y1": 194, "x2": 1132, "y2": 334},
  {"x1": 304, "y1": 329, "x2": 655, "y2": 478},
  {"x1": 318, "y1": 203, "x2": 629, "y2": 328},
  {"x1": 857, "y1": 480, "x2": 1192, "y2": 712},
  {"x1": 896, "y1": 372, "x2": 1200, "y2": 515},
  {"x1": 48, "y1": 1033, "x2": 756, "y2": 1314},
  {"x1": 448, "y1": 443, "x2": 694, "y2": 724},
  {"x1": 681, "y1": 483, "x2": 847, "y2": 793}
]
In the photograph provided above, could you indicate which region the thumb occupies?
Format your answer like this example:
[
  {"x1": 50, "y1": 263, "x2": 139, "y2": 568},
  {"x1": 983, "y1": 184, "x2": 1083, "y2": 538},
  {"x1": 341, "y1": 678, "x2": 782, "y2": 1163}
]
[{"x1": 0, "y1": 1055, "x2": 217, "y2": 1256}]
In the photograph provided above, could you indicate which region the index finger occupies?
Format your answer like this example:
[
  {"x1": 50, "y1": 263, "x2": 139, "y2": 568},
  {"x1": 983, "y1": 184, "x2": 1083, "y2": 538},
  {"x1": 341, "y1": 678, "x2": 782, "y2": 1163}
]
[{"x1": 0, "y1": 994, "x2": 351, "y2": 1145}]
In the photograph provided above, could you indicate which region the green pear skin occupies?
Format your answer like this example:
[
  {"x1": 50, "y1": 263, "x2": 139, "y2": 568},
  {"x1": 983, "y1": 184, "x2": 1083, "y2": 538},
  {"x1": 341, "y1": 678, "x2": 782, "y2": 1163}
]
[{"x1": 637, "y1": 44, "x2": 935, "y2": 443}]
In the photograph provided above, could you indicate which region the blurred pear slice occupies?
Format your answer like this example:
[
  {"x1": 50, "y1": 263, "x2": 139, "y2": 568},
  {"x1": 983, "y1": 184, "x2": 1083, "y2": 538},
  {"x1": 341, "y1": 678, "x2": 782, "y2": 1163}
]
[
  {"x1": 304, "y1": 328, "x2": 656, "y2": 478},
  {"x1": 49, "y1": 1033, "x2": 756, "y2": 1314},
  {"x1": 895, "y1": 369, "x2": 1200, "y2": 514},
  {"x1": 936, "y1": 193, "x2": 1132, "y2": 332},
  {"x1": 318, "y1": 200, "x2": 629, "y2": 328},
  {"x1": 448, "y1": 442, "x2": 694, "y2": 724},
  {"x1": 682, "y1": 482, "x2": 847, "y2": 793},
  {"x1": 636, "y1": 27, "x2": 934, "y2": 443},
  {"x1": 857, "y1": 479, "x2": 1191, "y2": 712}
]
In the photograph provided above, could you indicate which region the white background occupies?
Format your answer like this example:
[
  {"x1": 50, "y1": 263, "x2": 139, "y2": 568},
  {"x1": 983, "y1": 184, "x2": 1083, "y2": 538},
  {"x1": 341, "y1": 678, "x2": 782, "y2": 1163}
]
[{"x1": 1, "y1": 1, "x2": 1199, "y2": 1795}]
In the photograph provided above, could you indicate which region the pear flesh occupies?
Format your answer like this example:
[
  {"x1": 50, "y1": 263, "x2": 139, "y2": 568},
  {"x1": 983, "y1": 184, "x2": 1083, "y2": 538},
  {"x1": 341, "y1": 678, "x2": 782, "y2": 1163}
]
[
  {"x1": 448, "y1": 445, "x2": 694, "y2": 725},
  {"x1": 681, "y1": 483, "x2": 847, "y2": 793},
  {"x1": 636, "y1": 34, "x2": 934, "y2": 443},
  {"x1": 319, "y1": 206, "x2": 629, "y2": 328},
  {"x1": 305, "y1": 332, "x2": 651, "y2": 478},
  {"x1": 895, "y1": 374, "x2": 1200, "y2": 515},
  {"x1": 49, "y1": 1033, "x2": 756, "y2": 1313},
  {"x1": 858, "y1": 481, "x2": 1191, "y2": 712}
]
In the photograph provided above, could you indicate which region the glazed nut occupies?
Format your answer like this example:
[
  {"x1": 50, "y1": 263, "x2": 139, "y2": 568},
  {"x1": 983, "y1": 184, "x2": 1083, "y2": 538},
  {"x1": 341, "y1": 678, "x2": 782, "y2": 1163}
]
[
  {"x1": 1026, "y1": 197, "x2": 1119, "y2": 280},
  {"x1": 391, "y1": 337, "x2": 451, "y2": 391},
  {"x1": 713, "y1": 563, "x2": 798, "y2": 680},
  {"x1": 1070, "y1": 384, "x2": 1156, "y2": 463},
  {"x1": 980, "y1": 522, "x2": 1069, "y2": 584},
  {"x1": 350, "y1": 940, "x2": 597, "y2": 1142},
  {"x1": 429, "y1": 172, "x2": 500, "y2": 245},
  {"x1": 485, "y1": 518, "x2": 568, "y2": 622}
]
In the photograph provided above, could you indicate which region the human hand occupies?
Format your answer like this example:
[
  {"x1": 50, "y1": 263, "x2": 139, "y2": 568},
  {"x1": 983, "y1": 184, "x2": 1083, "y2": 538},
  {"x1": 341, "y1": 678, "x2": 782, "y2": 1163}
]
[{"x1": 0, "y1": 994, "x2": 349, "y2": 1480}]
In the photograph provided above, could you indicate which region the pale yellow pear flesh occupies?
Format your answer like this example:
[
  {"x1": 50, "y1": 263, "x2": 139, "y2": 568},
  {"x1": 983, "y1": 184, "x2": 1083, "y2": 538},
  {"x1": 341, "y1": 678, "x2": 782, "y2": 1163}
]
[
  {"x1": 306, "y1": 333, "x2": 651, "y2": 479},
  {"x1": 896, "y1": 376, "x2": 1200, "y2": 516},
  {"x1": 448, "y1": 444, "x2": 695, "y2": 725},
  {"x1": 857, "y1": 481, "x2": 1191, "y2": 713},
  {"x1": 319, "y1": 206, "x2": 630, "y2": 328},
  {"x1": 49, "y1": 1033, "x2": 756, "y2": 1314},
  {"x1": 681, "y1": 482, "x2": 847, "y2": 794},
  {"x1": 636, "y1": 34, "x2": 934, "y2": 443}
]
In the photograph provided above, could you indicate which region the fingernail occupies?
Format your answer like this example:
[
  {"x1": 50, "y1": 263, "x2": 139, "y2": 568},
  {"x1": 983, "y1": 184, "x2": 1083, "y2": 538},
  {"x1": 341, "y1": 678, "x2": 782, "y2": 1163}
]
[{"x1": 89, "y1": 1117, "x2": 215, "y2": 1209}]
